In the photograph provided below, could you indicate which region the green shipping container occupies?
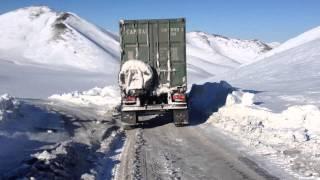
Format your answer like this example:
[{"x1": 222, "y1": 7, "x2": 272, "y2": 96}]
[
  {"x1": 119, "y1": 18, "x2": 189, "y2": 128},
  {"x1": 119, "y1": 18, "x2": 187, "y2": 88}
]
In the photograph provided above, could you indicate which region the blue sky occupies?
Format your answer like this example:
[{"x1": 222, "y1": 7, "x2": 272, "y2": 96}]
[{"x1": 0, "y1": 0, "x2": 319, "y2": 42}]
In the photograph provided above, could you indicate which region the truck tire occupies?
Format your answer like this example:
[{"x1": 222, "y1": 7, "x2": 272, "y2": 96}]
[{"x1": 173, "y1": 109, "x2": 189, "y2": 126}]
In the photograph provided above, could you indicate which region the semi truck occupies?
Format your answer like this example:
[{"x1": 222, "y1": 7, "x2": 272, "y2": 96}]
[{"x1": 119, "y1": 18, "x2": 188, "y2": 127}]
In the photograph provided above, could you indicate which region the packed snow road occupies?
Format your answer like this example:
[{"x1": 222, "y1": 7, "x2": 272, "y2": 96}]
[
  {"x1": 115, "y1": 114, "x2": 287, "y2": 180},
  {"x1": 1, "y1": 97, "x2": 294, "y2": 179}
]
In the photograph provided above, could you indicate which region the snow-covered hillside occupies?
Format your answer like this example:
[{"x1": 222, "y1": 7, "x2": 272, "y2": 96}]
[
  {"x1": 0, "y1": 6, "x2": 119, "y2": 72},
  {"x1": 258, "y1": 26, "x2": 320, "y2": 60},
  {"x1": 0, "y1": 6, "x2": 120, "y2": 97},
  {"x1": 209, "y1": 26, "x2": 320, "y2": 111},
  {"x1": 186, "y1": 31, "x2": 273, "y2": 83}
]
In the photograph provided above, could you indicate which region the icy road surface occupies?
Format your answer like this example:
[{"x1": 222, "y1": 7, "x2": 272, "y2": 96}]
[
  {"x1": 1, "y1": 98, "x2": 123, "y2": 179},
  {"x1": 115, "y1": 115, "x2": 293, "y2": 180}
]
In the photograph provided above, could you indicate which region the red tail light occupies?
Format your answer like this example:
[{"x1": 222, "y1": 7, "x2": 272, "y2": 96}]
[
  {"x1": 172, "y1": 93, "x2": 186, "y2": 102},
  {"x1": 124, "y1": 96, "x2": 136, "y2": 104}
]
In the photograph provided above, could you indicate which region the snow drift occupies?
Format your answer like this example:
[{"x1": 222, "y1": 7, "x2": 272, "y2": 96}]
[
  {"x1": 188, "y1": 80, "x2": 320, "y2": 178},
  {"x1": 207, "y1": 90, "x2": 320, "y2": 178},
  {"x1": 49, "y1": 86, "x2": 120, "y2": 111}
]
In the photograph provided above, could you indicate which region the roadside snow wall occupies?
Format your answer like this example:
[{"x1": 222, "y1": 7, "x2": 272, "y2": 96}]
[
  {"x1": 49, "y1": 86, "x2": 120, "y2": 111},
  {"x1": 0, "y1": 94, "x2": 19, "y2": 121},
  {"x1": 188, "y1": 81, "x2": 233, "y2": 124},
  {"x1": 208, "y1": 90, "x2": 320, "y2": 178}
]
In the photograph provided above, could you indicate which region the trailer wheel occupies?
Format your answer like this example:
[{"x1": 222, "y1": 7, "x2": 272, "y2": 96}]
[{"x1": 173, "y1": 109, "x2": 189, "y2": 126}]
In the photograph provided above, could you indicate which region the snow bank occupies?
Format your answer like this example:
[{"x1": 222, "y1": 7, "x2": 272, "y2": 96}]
[
  {"x1": 207, "y1": 91, "x2": 320, "y2": 178},
  {"x1": 188, "y1": 81, "x2": 233, "y2": 124},
  {"x1": 49, "y1": 86, "x2": 120, "y2": 110},
  {"x1": 0, "y1": 94, "x2": 19, "y2": 121}
]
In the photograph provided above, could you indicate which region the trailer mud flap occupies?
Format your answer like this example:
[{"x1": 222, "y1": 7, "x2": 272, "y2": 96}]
[
  {"x1": 121, "y1": 111, "x2": 137, "y2": 125},
  {"x1": 173, "y1": 109, "x2": 189, "y2": 126}
]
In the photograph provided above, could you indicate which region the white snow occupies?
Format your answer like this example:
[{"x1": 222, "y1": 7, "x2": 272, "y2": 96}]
[
  {"x1": 49, "y1": 86, "x2": 120, "y2": 111},
  {"x1": 32, "y1": 150, "x2": 57, "y2": 162},
  {"x1": 267, "y1": 42, "x2": 281, "y2": 48},
  {"x1": 225, "y1": 91, "x2": 255, "y2": 106}
]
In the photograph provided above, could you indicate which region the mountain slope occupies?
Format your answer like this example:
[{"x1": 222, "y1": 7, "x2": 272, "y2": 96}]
[
  {"x1": 257, "y1": 26, "x2": 320, "y2": 60},
  {"x1": 0, "y1": 6, "x2": 120, "y2": 97},
  {"x1": 209, "y1": 26, "x2": 320, "y2": 111},
  {"x1": 187, "y1": 31, "x2": 272, "y2": 64},
  {"x1": 186, "y1": 31, "x2": 273, "y2": 82},
  {"x1": 0, "y1": 6, "x2": 119, "y2": 73}
]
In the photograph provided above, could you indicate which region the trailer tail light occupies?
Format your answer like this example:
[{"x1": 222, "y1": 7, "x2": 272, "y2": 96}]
[
  {"x1": 172, "y1": 93, "x2": 186, "y2": 102},
  {"x1": 124, "y1": 96, "x2": 137, "y2": 104}
]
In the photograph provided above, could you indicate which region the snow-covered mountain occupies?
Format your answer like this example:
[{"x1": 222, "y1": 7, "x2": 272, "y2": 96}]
[
  {"x1": 186, "y1": 31, "x2": 273, "y2": 82},
  {"x1": 210, "y1": 25, "x2": 320, "y2": 111},
  {"x1": 267, "y1": 42, "x2": 281, "y2": 48},
  {"x1": 0, "y1": 6, "x2": 121, "y2": 97},
  {"x1": 0, "y1": 6, "x2": 119, "y2": 72},
  {"x1": 0, "y1": 6, "x2": 274, "y2": 97},
  {"x1": 0, "y1": 6, "x2": 273, "y2": 75}
]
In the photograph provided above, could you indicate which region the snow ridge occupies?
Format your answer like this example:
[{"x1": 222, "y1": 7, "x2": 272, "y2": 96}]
[{"x1": 258, "y1": 26, "x2": 320, "y2": 60}]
